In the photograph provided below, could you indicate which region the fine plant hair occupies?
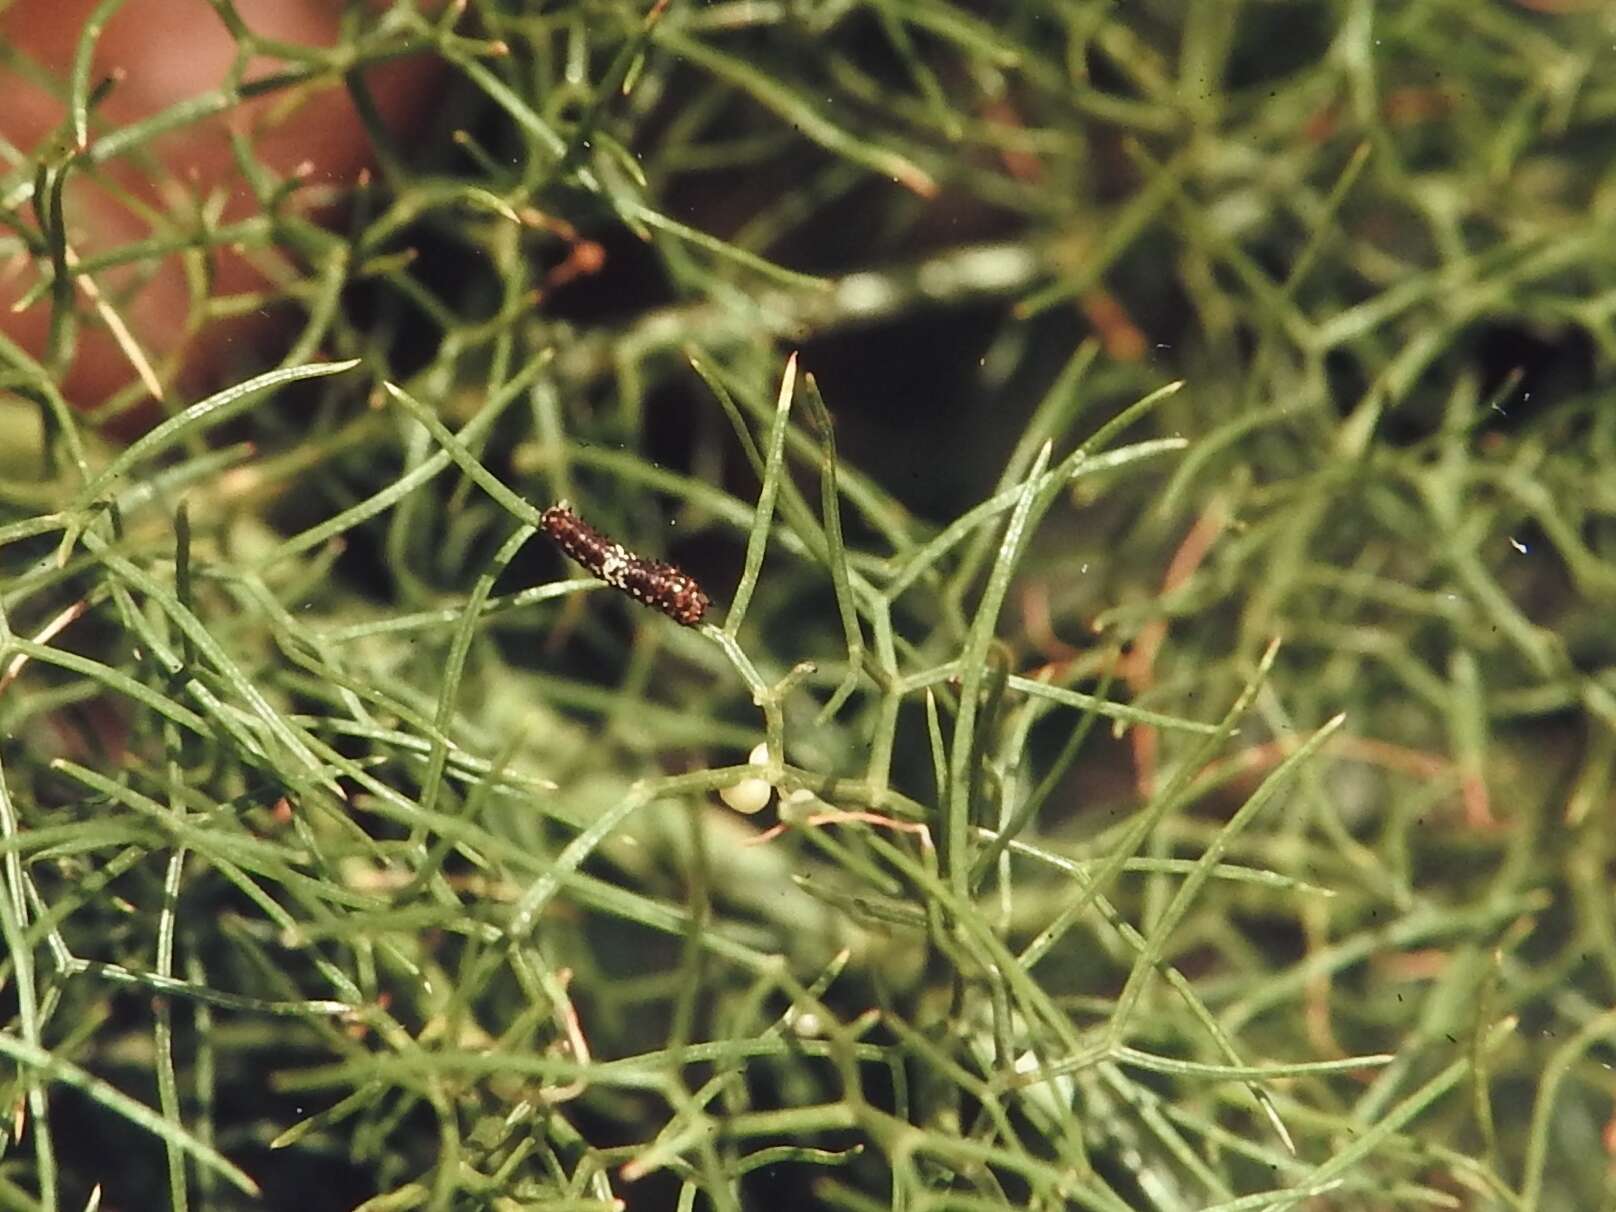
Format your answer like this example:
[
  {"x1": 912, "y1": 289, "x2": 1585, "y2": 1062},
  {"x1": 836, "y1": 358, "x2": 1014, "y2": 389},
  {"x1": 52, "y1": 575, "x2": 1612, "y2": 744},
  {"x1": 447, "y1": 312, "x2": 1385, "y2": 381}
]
[{"x1": 2, "y1": 4, "x2": 1615, "y2": 1212}]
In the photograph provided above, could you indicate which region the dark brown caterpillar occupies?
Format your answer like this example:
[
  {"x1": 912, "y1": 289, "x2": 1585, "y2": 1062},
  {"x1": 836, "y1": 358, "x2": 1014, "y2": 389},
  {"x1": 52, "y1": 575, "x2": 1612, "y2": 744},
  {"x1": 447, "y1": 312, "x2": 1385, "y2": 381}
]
[{"x1": 539, "y1": 502, "x2": 710, "y2": 627}]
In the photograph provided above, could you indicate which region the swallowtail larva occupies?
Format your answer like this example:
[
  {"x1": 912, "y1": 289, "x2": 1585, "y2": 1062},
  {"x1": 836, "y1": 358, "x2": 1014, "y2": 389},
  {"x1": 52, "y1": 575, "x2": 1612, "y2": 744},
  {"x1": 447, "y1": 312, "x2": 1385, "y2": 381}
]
[{"x1": 539, "y1": 503, "x2": 710, "y2": 627}]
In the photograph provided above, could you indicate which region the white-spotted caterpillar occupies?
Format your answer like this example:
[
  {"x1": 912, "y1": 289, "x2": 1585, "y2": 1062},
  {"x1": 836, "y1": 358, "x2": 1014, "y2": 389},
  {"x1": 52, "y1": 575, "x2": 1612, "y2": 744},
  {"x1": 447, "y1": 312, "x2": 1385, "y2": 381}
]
[{"x1": 539, "y1": 503, "x2": 710, "y2": 627}]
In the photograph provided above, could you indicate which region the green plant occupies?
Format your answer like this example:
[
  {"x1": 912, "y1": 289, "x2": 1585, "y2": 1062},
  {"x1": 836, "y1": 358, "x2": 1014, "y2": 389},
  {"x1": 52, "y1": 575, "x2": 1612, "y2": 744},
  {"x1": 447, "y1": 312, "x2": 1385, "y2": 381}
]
[{"x1": 3, "y1": 3, "x2": 1616, "y2": 1211}]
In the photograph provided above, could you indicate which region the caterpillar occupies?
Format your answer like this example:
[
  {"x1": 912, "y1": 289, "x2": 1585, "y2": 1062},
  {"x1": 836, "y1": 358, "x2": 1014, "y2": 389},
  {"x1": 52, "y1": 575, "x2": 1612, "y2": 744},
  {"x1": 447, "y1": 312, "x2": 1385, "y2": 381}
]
[{"x1": 539, "y1": 502, "x2": 710, "y2": 627}]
